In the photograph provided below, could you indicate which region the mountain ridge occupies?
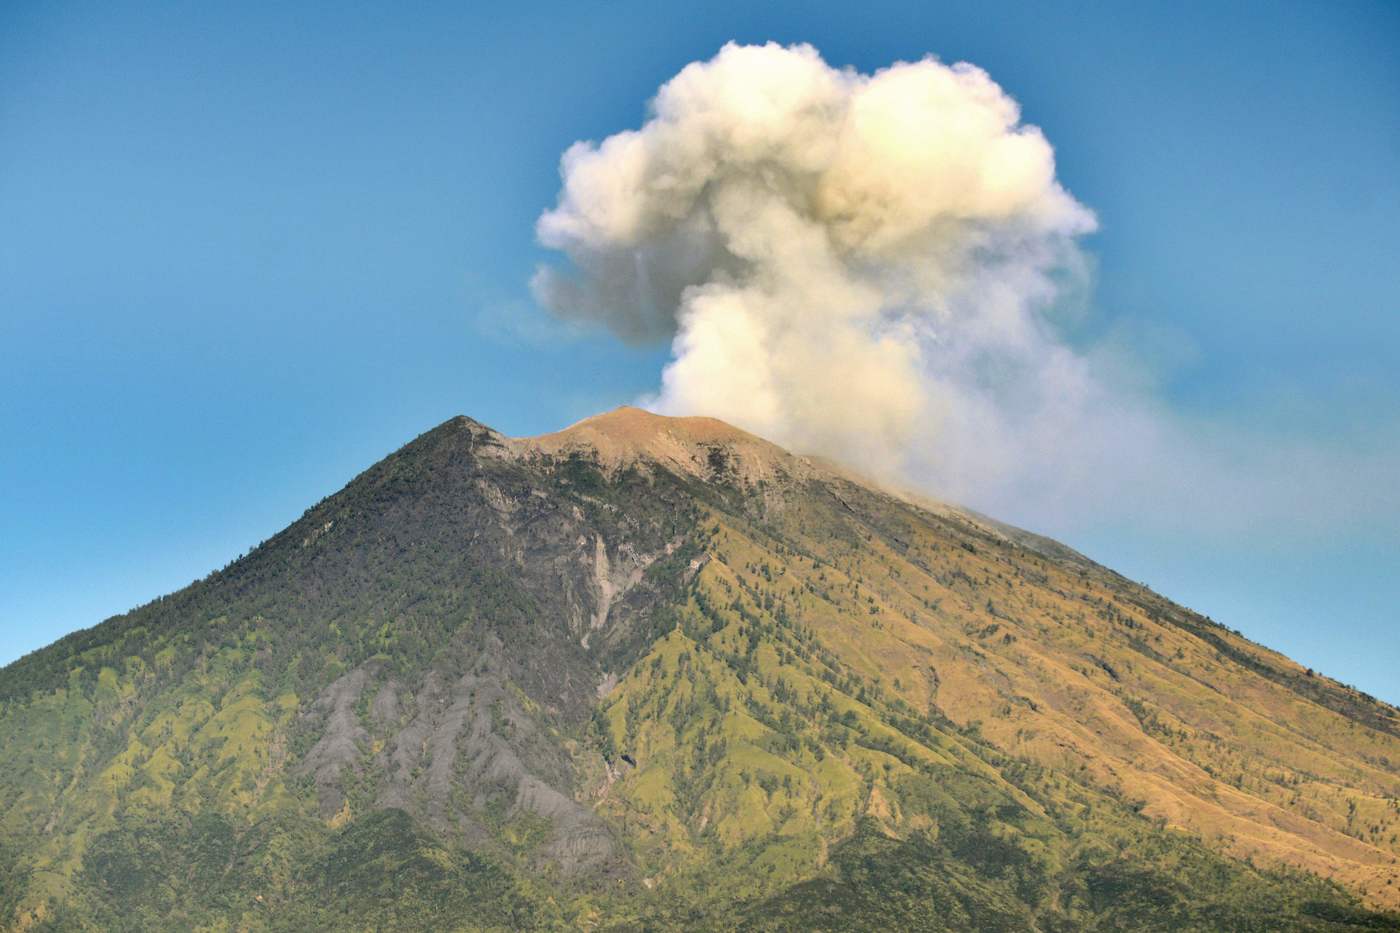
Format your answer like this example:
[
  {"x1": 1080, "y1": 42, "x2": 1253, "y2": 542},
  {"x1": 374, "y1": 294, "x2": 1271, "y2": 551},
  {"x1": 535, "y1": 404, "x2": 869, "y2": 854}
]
[{"x1": 2, "y1": 409, "x2": 1397, "y2": 930}]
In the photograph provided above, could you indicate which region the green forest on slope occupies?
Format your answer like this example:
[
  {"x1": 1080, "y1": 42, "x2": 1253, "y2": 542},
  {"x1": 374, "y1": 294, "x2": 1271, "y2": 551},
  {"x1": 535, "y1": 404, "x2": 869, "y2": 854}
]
[{"x1": 2, "y1": 413, "x2": 1397, "y2": 930}]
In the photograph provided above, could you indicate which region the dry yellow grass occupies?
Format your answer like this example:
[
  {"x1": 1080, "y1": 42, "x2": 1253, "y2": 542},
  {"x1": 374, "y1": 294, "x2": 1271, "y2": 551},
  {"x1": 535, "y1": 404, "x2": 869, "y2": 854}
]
[{"x1": 543, "y1": 408, "x2": 1400, "y2": 908}]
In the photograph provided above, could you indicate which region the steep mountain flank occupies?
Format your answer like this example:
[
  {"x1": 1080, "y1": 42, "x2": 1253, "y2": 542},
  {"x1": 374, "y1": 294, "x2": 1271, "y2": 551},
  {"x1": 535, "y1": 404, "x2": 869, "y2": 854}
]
[{"x1": 1, "y1": 408, "x2": 1397, "y2": 930}]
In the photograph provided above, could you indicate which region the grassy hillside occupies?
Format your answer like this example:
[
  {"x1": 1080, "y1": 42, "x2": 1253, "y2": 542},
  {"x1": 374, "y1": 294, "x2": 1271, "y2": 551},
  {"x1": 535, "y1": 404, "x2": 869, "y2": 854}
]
[{"x1": 1, "y1": 408, "x2": 1396, "y2": 930}]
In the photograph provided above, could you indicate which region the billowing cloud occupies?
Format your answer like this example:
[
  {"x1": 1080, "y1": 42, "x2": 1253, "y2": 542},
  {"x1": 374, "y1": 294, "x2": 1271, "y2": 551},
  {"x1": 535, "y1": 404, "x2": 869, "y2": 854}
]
[
  {"x1": 531, "y1": 42, "x2": 1400, "y2": 540},
  {"x1": 534, "y1": 42, "x2": 1093, "y2": 476}
]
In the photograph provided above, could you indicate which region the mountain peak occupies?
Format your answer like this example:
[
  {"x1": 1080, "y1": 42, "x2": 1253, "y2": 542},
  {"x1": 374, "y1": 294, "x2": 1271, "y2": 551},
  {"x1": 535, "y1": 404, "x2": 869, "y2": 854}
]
[
  {"x1": 517, "y1": 405, "x2": 804, "y2": 483},
  {"x1": 532, "y1": 405, "x2": 757, "y2": 446},
  {"x1": 4, "y1": 407, "x2": 1400, "y2": 926}
]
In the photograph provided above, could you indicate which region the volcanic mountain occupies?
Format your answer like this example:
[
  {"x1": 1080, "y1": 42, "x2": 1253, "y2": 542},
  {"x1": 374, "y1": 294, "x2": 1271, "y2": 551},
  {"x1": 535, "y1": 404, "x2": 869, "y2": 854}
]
[{"x1": 2, "y1": 408, "x2": 1397, "y2": 930}]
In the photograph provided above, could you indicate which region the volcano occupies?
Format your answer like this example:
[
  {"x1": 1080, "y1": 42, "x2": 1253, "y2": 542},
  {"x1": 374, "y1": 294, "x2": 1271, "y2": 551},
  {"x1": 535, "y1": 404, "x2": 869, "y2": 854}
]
[{"x1": 2, "y1": 408, "x2": 1397, "y2": 930}]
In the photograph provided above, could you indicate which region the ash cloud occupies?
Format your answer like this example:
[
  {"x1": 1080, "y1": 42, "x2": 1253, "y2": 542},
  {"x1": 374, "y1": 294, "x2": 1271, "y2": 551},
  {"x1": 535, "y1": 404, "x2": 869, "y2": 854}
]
[{"x1": 532, "y1": 42, "x2": 1400, "y2": 539}]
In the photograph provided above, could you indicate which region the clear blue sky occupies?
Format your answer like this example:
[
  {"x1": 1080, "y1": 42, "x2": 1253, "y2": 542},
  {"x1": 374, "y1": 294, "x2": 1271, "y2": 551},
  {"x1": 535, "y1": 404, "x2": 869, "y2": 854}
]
[{"x1": 3, "y1": 1, "x2": 1397, "y2": 701}]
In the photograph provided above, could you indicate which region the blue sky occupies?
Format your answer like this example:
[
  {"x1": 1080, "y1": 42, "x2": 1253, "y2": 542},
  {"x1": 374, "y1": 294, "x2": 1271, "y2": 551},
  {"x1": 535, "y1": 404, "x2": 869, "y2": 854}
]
[{"x1": 2, "y1": 1, "x2": 1397, "y2": 701}]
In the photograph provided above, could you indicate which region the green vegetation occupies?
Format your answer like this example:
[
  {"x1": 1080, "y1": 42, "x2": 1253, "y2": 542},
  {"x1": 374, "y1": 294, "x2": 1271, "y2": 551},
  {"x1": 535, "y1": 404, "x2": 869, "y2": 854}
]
[
  {"x1": 2, "y1": 411, "x2": 1397, "y2": 929},
  {"x1": 744, "y1": 819, "x2": 1399, "y2": 931}
]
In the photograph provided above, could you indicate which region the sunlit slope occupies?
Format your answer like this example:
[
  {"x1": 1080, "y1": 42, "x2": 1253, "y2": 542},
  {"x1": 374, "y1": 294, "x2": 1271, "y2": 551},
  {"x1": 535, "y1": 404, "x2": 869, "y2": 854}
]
[
  {"x1": 555, "y1": 407, "x2": 1400, "y2": 913},
  {"x1": 679, "y1": 462, "x2": 1400, "y2": 903},
  {"x1": 1, "y1": 407, "x2": 1396, "y2": 929}
]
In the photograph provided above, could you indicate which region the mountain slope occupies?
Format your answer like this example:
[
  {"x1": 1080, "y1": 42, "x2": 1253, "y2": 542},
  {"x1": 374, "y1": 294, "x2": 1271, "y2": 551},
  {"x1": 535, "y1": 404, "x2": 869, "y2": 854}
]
[{"x1": 1, "y1": 407, "x2": 1397, "y2": 930}]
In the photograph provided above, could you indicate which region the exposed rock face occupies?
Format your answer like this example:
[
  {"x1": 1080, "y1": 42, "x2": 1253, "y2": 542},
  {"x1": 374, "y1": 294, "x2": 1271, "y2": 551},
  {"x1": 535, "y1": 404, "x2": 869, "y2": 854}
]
[
  {"x1": 300, "y1": 667, "x2": 374, "y2": 816},
  {"x1": 277, "y1": 413, "x2": 710, "y2": 877},
  {"x1": 520, "y1": 405, "x2": 805, "y2": 485}
]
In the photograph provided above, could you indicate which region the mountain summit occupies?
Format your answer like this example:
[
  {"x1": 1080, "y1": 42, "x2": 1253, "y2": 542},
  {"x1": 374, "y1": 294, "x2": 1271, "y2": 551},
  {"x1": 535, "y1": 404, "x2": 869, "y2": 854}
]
[
  {"x1": 2, "y1": 411, "x2": 1397, "y2": 930},
  {"x1": 525, "y1": 406, "x2": 786, "y2": 473}
]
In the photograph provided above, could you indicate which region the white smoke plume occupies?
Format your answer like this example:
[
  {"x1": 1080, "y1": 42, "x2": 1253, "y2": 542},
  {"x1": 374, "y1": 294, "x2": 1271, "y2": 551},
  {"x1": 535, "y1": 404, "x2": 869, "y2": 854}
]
[
  {"x1": 531, "y1": 42, "x2": 1400, "y2": 537},
  {"x1": 534, "y1": 42, "x2": 1093, "y2": 474}
]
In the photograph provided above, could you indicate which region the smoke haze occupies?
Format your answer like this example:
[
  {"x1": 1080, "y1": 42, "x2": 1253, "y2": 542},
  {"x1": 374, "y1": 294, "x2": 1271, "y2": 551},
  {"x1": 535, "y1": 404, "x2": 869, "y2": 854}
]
[{"x1": 533, "y1": 42, "x2": 1400, "y2": 538}]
